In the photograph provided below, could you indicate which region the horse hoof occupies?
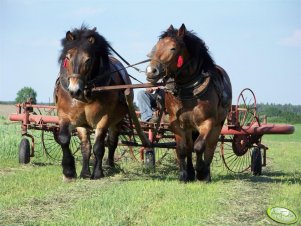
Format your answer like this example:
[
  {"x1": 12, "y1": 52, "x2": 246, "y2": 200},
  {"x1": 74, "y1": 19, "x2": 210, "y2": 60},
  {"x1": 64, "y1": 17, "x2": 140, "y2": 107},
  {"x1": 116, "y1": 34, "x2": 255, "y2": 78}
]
[
  {"x1": 80, "y1": 172, "x2": 91, "y2": 179},
  {"x1": 106, "y1": 160, "x2": 115, "y2": 168},
  {"x1": 63, "y1": 175, "x2": 76, "y2": 183},
  {"x1": 186, "y1": 173, "x2": 195, "y2": 182},
  {"x1": 91, "y1": 171, "x2": 104, "y2": 180},
  {"x1": 179, "y1": 171, "x2": 188, "y2": 182},
  {"x1": 196, "y1": 171, "x2": 211, "y2": 183},
  {"x1": 186, "y1": 168, "x2": 195, "y2": 182}
]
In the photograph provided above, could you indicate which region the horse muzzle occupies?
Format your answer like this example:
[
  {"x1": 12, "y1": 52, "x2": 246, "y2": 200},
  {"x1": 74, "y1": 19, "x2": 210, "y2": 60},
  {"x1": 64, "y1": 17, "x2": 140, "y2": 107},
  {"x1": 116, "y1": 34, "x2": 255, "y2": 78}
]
[
  {"x1": 146, "y1": 65, "x2": 161, "y2": 84},
  {"x1": 67, "y1": 75, "x2": 84, "y2": 99}
]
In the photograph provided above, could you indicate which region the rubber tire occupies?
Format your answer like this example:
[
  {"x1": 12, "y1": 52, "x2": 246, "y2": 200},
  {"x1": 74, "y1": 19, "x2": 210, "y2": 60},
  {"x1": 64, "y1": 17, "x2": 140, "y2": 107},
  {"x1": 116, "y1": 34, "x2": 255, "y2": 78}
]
[
  {"x1": 19, "y1": 138, "x2": 31, "y2": 164},
  {"x1": 251, "y1": 147, "x2": 262, "y2": 176},
  {"x1": 144, "y1": 149, "x2": 155, "y2": 171}
]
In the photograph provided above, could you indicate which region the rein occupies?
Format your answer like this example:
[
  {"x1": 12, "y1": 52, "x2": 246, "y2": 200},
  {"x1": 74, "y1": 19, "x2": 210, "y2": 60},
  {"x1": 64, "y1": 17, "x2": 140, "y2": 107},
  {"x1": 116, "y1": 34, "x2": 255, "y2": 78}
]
[
  {"x1": 86, "y1": 58, "x2": 150, "y2": 89},
  {"x1": 107, "y1": 43, "x2": 151, "y2": 84},
  {"x1": 108, "y1": 44, "x2": 147, "y2": 73}
]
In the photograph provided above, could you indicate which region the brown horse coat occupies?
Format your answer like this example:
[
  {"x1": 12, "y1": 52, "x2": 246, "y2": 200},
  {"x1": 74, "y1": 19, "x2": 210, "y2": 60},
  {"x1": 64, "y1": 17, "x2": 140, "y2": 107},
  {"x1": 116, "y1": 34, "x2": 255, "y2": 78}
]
[
  {"x1": 146, "y1": 24, "x2": 232, "y2": 182},
  {"x1": 54, "y1": 26, "x2": 132, "y2": 181}
]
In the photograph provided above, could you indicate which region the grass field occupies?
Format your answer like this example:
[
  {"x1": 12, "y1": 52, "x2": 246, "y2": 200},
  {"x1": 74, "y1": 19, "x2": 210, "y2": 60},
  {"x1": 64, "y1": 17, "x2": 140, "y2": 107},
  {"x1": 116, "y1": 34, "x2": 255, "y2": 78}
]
[{"x1": 0, "y1": 107, "x2": 300, "y2": 225}]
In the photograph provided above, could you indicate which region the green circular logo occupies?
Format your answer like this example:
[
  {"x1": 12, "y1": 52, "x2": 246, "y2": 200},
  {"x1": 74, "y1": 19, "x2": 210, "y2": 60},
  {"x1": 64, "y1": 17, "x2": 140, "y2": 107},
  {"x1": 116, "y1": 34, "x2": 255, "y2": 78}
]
[{"x1": 267, "y1": 207, "x2": 298, "y2": 224}]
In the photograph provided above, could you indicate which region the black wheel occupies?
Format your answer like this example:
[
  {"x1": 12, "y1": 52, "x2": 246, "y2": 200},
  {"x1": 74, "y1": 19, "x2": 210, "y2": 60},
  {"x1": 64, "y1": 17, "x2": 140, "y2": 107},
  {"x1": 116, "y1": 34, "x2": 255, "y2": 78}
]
[
  {"x1": 251, "y1": 147, "x2": 262, "y2": 176},
  {"x1": 144, "y1": 149, "x2": 156, "y2": 172},
  {"x1": 19, "y1": 138, "x2": 31, "y2": 164}
]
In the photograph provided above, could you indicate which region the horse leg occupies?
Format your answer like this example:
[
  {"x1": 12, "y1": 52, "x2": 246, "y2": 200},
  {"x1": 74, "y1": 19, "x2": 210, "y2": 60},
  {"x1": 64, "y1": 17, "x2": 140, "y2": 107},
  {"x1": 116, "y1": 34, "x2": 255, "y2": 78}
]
[
  {"x1": 174, "y1": 134, "x2": 188, "y2": 182},
  {"x1": 195, "y1": 120, "x2": 221, "y2": 182},
  {"x1": 194, "y1": 119, "x2": 214, "y2": 182},
  {"x1": 194, "y1": 134, "x2": 208, "y2": 181},
  {"x1": 91, "y1": 128, "x2": 107, "y2": 179},
  {"x1": 106, "y1": 126, "x2": 119, "y2": 168},
  {"x1": 186, "y1": 131, "x2": 195, "y2": 181},
  {"x1": 186, "y1": 152, "x2": 195, "y2": 181},
  {"x1": 202, "y1": 126, "x2": 221, "y2": 182},
  {"x1": 77, "y1": 127, "x2": 92, "y2": 179},
  {"x1": 57, "y1": 121, "x2": 76, "y2": 181}
]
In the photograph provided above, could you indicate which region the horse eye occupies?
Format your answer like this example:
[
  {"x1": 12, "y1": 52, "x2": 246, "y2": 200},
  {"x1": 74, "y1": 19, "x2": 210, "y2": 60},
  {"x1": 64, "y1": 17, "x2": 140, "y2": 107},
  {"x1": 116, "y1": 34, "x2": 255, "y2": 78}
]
[
  {"x1": 170, "y1": 47, "x2": 176, "y2": 51},
  {"x1": 85, "y1": 58, "x2": 91, "y2": 65}
]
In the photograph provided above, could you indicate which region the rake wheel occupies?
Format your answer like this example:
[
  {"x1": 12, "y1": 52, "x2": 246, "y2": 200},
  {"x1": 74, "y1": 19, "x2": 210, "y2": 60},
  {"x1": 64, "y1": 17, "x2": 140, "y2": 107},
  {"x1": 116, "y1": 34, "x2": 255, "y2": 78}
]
[
  {"x1": 220, "y1": 135, "x2": 252, "y2": 173},
  {"x1": 41, "y1": 129, "x2": 81, "y2": 162},
  {"x1": 236, "y1": 88, "x2": 257, "y2": 129}
]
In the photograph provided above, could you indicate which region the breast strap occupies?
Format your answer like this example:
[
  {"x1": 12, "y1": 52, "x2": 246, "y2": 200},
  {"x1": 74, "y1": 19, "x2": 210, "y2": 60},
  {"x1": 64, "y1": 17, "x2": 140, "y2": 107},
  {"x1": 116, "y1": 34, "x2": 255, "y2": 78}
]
[{"x1": 167, "y1": 72, "x2": 211, "y2": 100}]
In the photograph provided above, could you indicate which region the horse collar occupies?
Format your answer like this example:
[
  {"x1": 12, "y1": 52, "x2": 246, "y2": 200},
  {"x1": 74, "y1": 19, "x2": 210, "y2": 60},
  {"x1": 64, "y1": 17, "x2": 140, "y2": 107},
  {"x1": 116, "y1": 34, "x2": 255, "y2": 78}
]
[{"x1": 173, "y1": 71, "x2": 211, "y2": 100}]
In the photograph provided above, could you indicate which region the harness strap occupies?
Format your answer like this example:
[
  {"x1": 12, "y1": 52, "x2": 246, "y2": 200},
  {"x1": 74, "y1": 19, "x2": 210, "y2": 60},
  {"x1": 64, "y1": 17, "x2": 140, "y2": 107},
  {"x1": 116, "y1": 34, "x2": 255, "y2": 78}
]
[
  {"x1": 175, "y1": 74, "x2": 211, "y2": 100},
  {"x1": 192, "y1": 76, "x2": 211, "y2": 96}
]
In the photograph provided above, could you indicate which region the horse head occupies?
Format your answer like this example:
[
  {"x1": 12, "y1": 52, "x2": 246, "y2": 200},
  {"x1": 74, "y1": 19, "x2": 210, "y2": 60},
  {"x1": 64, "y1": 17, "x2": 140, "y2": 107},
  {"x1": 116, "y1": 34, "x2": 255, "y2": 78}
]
[
  {"x1": 146, "y1": 24, "x2": 216, "y2": 86},
  {"x1": 59, "y1": 26, "x2": 110, "y2": 100},
  {"x1": 146, "y1": 24, "x2": 189, "y2": 84}
]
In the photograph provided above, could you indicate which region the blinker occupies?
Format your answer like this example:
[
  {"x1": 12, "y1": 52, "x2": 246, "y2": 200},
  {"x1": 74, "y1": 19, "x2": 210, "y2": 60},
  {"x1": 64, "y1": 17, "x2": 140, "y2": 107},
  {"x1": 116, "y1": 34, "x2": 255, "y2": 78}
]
[
  {"x1": 63, "y1": 58, "x2": 68, "y2": 68},
  {"x1": 177, "y1": 55, "x2": 183, "y2": 68}
]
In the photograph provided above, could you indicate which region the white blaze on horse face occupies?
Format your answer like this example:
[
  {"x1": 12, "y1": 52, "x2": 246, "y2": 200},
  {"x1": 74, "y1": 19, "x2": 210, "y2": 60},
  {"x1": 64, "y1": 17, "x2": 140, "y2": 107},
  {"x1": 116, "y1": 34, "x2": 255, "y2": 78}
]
[
  {"x1": 146, "y1": 65, "x2": 153, "y2": 74},
  {"x1": 68, "y1": 77, "x2": 83, "y2": 94},
  {"x1": 146, "y1": 64, "x2": 159, "y2": 77}
]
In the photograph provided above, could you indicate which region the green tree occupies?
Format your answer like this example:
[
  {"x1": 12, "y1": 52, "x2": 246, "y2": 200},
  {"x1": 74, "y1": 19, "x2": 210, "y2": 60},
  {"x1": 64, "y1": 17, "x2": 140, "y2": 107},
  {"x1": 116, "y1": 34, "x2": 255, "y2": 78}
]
[{"x1": 15, "y1": 87, "x2": 37, "y2": 104}]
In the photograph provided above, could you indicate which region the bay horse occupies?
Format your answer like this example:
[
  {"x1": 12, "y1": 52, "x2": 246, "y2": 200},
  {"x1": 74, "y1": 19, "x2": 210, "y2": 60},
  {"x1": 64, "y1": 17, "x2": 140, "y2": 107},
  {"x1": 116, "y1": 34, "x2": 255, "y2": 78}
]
[
  {"x1": 54, "y1": 26, "x2": 132, "y2": 181},
  {"x1": 146, "y1": 24, "x2": 232, "y2": 182}
]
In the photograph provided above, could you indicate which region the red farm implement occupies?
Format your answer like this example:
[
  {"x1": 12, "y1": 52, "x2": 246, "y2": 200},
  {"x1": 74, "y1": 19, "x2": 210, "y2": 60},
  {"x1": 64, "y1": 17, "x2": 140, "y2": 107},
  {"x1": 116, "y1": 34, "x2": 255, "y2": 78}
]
[{"x1": 9, "y1": 88, "x2": 294, "y2": 175}]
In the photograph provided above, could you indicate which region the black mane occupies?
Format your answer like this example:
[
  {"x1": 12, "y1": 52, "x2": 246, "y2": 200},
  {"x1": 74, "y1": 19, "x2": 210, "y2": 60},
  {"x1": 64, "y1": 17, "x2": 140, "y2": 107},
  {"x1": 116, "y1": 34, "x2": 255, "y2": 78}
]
[
  {"x1": 160, "y1": 28, "x2": 215, "y2": 70},
  {"x1": 58, "y1": 25, "x2": 111, "y2": 71}
]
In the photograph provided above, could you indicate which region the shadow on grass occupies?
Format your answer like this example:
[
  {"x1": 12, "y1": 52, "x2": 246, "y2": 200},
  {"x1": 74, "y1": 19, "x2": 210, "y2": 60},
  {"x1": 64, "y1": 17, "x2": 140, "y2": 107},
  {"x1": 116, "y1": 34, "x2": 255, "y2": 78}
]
[
  {"x1": 104, "y1": 163, "x2": 125, "y2": 177},
  {"x1": 30, "y1": 155, "x2": 300, "y2": 185},
  {"x1": 30, "y1": 161, "x2": 57, "y2": 167},
  {"x1": 104, "y1": 158, "x2": 301, "y2": 184},
  {"x1": 108, "y1": 159, "x2": 179, "y2": 182},
  {"x1": 214, "y1": 170, "x2": 301, "y2": 184}
]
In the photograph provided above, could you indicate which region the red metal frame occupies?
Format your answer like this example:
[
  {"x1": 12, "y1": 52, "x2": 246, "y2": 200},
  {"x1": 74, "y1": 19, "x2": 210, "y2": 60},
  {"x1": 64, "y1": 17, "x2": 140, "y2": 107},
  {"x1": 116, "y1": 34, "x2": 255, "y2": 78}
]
[{"x1": 8, "y1": 87, "x2": 295, "y2": 170}]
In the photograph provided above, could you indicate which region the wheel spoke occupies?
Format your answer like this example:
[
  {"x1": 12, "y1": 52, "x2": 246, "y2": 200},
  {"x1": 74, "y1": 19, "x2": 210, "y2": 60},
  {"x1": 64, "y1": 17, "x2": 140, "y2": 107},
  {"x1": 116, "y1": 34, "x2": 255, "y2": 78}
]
[
  {"x1": 221, "y1": 134, "x2": 251, "y2": 173},
  {"x1": 237, "y1": 88, "x2": 257, "y2": 128}
]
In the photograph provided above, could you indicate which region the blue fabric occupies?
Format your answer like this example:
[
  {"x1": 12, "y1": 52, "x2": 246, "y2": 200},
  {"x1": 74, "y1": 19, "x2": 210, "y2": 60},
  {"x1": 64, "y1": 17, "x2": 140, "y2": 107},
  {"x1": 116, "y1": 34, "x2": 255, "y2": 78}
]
[{"x1": 137, "y1": 90, "x2": 157, "y2": 121}]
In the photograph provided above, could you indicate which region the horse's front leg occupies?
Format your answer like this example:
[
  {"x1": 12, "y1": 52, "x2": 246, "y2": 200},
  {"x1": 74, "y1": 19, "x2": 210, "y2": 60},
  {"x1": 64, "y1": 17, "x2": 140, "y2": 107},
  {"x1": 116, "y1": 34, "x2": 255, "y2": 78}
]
[
  {"x1": 57, "y1": 120, "x2": 76, "y2": 182},
  {"x1": 91, "y1": 128, "x2": 108, "y2": 179},
  {"x1": 185, "y1": 131, "x2": 195, "y2": 181},
  {"x1": 106, "y1": 125, "x2": 120, "y2": 168},
  {"x1": 194, "y1": 119, "x2": 220, "y2": 182},
  {"x1": 77, "y1": 127, "x2": 92, "y2": 179},
  {"x1": 174, "y1": 134, "x2": 189, "y2": 182}
]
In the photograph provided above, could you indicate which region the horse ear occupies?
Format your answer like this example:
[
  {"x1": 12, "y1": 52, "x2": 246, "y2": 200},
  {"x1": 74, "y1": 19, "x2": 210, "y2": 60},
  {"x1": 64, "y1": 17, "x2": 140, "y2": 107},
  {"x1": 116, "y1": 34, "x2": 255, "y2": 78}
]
[
  {"x1": 66, "y1": 31, "x2": 75, "y2": 41},
  {"x1": 88, "y1": 36, "x2": 95, "y2": 44},
  {"x1": 167, "y1": 25, "x2": 175, "y2": 31},
  {"x1": 178, "y1": 24, "x2": 186, "y2": 37},
  {"x1": 92, "y1": 27, "x2": 97, "y2": 31}
]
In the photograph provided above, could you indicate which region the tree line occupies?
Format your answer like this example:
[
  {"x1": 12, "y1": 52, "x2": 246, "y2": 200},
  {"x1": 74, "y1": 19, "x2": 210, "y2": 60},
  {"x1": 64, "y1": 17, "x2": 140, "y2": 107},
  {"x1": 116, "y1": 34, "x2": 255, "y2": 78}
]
[
  {"x1": 257, "y1": 103, "x2": 301, "y2": 124},
  {"x1": 1, "y1": 87, "x2": 300, "y2": 124}
]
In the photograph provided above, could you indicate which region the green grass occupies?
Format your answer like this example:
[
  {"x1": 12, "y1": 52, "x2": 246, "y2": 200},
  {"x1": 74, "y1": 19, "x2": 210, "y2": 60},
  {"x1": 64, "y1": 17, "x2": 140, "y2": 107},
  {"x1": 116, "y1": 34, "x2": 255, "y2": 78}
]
[{"x1": 0, "y1": 121, "x2": 300, "y2": 225}]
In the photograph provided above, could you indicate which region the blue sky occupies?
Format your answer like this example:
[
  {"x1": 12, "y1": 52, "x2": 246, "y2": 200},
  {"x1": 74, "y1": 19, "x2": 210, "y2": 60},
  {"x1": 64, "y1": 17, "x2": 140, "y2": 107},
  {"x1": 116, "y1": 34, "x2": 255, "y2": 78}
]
[{"x1": 1, "y1": 0, "x2": 300, "y2": 104}]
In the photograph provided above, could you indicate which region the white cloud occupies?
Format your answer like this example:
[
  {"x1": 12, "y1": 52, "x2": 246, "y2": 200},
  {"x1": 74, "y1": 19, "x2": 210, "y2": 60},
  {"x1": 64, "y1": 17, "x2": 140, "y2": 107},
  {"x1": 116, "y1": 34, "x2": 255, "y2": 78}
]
[
  {"x1": 280, "y1": 29, "x2": 301, "y2": 47},
  {"x1": 71, "y1": 7, "x2": 104, "y2": 16}
]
